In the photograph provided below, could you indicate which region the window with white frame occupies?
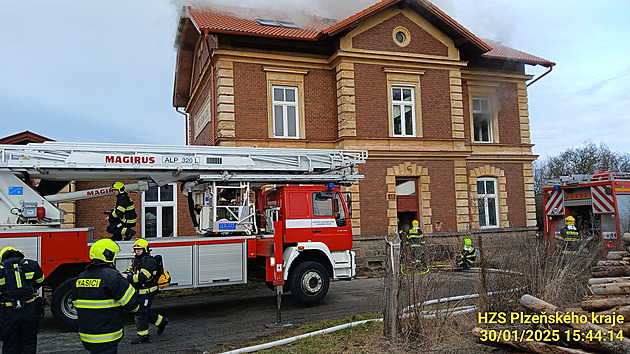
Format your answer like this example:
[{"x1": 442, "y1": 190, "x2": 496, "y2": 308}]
[
  {"x1": 392, "y1": 86, "x2": 415, "y2": 136},
  {"x1": 272, "y1": 86, "x2": 299, "y2": 138},
  {"x1": 142, "y1": 183, "x2": 177, "y2": 238},
  {"x1": 473, "y1": 97, "x2": 493, "y2": 142},
  {"x1": 477, "y1": 178, "x2": 499, "y2": 228}
]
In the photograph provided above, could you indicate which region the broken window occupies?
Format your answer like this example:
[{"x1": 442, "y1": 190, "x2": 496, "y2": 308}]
[{"x1": 473, "y1": 97, "x2": 493, "y2": 142}]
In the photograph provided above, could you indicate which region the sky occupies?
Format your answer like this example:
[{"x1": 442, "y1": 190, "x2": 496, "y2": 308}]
[{"x1": 1, "y1": 0, "x2": 628, "y2": 158}]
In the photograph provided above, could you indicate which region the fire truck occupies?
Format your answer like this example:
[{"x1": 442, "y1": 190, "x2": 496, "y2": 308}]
[
  {"x1": 0, "y1": 142, "x2": 366, "y2": 328},
  {"x1": 543, "y1": 171, "x2": 630, "y2": 249}
]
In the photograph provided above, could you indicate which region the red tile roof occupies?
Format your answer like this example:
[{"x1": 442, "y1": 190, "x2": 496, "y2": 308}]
[
  {"x1": 185, "y1": 1, "x2": 553, "y2": 67},
  {"x1": 323, "y1": 0, "x2": 403, "y2": 35},
  {"x1": 188, "y1": 8, "x2": 327, "y2": 41},
  {"x1": 0, "y1": 131, "x2": 53, "y2": 145},
  {"x1": 482, "y1": 40, "x2": 555, "y2": 67}
]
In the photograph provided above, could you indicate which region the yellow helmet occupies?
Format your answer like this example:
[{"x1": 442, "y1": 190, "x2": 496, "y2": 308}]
[
  {"x1": 112, "y1": 182, "x2": 125, "y2": 192},
  {"x1": 565, "y1": 216, "x2": 575, "y2": 225},
  {"x1": 412, "y1": 220, "x2": 419, "y2": 227},
  {"x1": 89, "y1": 239, "x2": 120, "y2": 263},
  {"x1": 132, "y1": 238, "x2": 149, "y2": 253},
  {"x1": 0, "y1": 246, "x2": 23, "y2": 262},
  {"x1": 464, "y1": 238, "x2": 472, "y2": 248}
]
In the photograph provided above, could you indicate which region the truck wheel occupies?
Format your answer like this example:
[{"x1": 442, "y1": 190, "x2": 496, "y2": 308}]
[
  {"x1": 51, "y1": 277, "x2": 78, "y2": 330},
  {"x1": 289, "y1": 261, "x2": 329, "y2": 305}
]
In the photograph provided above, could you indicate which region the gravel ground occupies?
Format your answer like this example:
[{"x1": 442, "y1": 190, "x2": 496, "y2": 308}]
[
  {"x1": 36, "y1": 277, "x2": 385, "y2": 353},
  {"x1": 35, "y1": 271, "x2": 484, "y2": 353}
]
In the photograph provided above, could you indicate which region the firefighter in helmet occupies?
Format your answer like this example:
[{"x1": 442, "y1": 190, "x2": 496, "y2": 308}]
[
  {"x1": 557, "y1": 215, "x2": 581, "y2": 260},
  {"x1": 406, "y1": 220, "x2": 425, "y2": 265},
  {"x1": 456, "y1": 238, "x2": 477, "y2": 270},
  {"x1": 123, "y1": 238, "x2": 168, "y2": 344},
  {"x1": 106, "y1": 182, "x2": 137, "y2": 241},
  {"x1": 73, "y1": 239, "x2": 139, "y2": 353},
  {"x1": 0, "y1": 246, "x2": 45, "y2": 354}
]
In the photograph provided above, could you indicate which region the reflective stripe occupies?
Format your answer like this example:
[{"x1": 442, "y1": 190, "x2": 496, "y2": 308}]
[
  {"x1": 125, "y1": 218, "x2": 137, "y2": 223},
  {"x1": 155, "y1": 315, "x2": 163, "y2": 326},
  {"x1": 35, "y1": 275, "x2": 44, "y2": 284},
  {"x1": 73, "y1": 299, "x2": 120, "y2": 309},
  {"x1": 137, "y1": 330, "x2": 149, "y2": 336},
  {"x1": 563, "y1": 238, "x2": 580, "y2": 242},
  {"x1": 562, "y1": 250, "x2": 578, "y2": 255},
  {"x1": 117, "y1": 285, "x2": 135, "y2": 306},
  {"x1": 140, "y1": 269, "x2": 152, "y2": 278},
  {"x1": 79, "y1": 329, "x2": 123, "y2": 343},
  {"x1": 25, "y1": 272, "x2": 34, "y2": 279},
  {"x1": 133, "y1": 273, "x2": 139, "y2": 283},
  {"x1": 125, "y1": 205, "x2": 135, "y2": 211},
  {"x1": 130, "y1": 304, "x2": 139, "y2": 313},
  {"x1": 14, "y1": 270, "x2": 22, "y2": 288},
  {"x1": 3, "y1": 296, "x2": 37, "y2": 307},
  {"x1": 116, "y1": 206, "x2": 126, "y2": 213},
  {"x1": 139, "y1": 286, "x2": 158, "y2": 294},
  {"x1": 0, "y1": 278, "x2": 5, "y2": 285}
]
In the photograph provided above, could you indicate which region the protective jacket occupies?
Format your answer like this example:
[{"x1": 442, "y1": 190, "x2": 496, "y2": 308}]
[
  {"x1": 126, "y1": 254, "x2": 159, "y2": 295},
  {"x1": 73, "y1": 260, "x2": 139, "y2": 353},
  {"x1": 558, "y1": 225, "x2": 581, "y2": 255},
  {"x1": 457, "y1": 246, "x2": 477, "y2": 269},
  {"x1": 111, "y1": 191, "x2": 137, "y2": 233},
  {"x1": 406, "y1": 227, "x2": 425, "y2": 247},
  {"x1": 0, "y1": 252, "x2": 45, "y2": 305},
  {"x1": 0, "y1": 251, "x2": 45, "y2": 354}
]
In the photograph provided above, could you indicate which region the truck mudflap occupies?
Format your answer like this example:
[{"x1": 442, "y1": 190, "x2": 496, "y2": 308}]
[{"x1": 282, "y1": 242, "x2": 355, "y2": 280}]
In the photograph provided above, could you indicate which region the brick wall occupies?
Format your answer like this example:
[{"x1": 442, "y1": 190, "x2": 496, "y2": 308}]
[
  {"x1": 353, "y1": 13, "x2": 448, "y2": 56},
  {"x1": 468, "y1": 162, "x2": 527, "y2": 228},
  {"x1": 233, "y1": 62, "x2": 267, "y2": 139},
  {"x1": 358, "y1": 159, "x2": 457, "y2": 236},
  {"x1": 354, "y1": 63, "x2": 388, "y2": 138},
  {"x1": 421, "y1": 69, "x2": 452, "y2": 139},
  {"x1": 190, "y1": 73, "x2": 214, "y2": 145},
  {"x1": 304, "y1": 68, "x2": 337, "y2": 141},
  {"x1": 497, "y1": 82, "x2": 521, "y2": 144}
]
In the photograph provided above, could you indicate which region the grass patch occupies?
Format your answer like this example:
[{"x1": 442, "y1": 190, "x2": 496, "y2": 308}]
[{"x1": 221, "y1": 312, "x2": 491, "y2": 353}]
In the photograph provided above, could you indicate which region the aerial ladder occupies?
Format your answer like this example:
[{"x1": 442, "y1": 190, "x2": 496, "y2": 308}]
[{"x1": 0, "y1": 141, "x2": 367, "y2": 328}]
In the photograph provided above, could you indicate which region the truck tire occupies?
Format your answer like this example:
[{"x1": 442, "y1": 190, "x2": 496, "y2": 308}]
[
  {"x1": 51, "y1": 277, "x2": 79, "y2": 330},
  {"x1": 289, "y1": 261, "x2": 329, "y2": 305}
]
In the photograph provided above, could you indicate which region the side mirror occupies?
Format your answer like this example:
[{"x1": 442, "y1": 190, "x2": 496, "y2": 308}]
[{"x1": 342, "y1": 192, "x2": 352, "y2": 218}]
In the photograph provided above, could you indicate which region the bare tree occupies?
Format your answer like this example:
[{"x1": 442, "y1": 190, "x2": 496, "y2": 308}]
[{"x1": 533, "y1": 141, "x2": 630, "y2": 228}]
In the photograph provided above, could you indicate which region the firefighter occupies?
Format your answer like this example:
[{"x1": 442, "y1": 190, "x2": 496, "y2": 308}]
[
  {"x1": 407, "y1": 220, "x2": 425, "y2": 265},
  {"x1": 397, "y1": 218, "x2": 405, "y2": 241},
  {"x1": 456, "y1": 238, "x2": 477, "y2": 270},
  {"x1": 557, "y1": 215, "x2": 581, "y2": 261},
  {"x1": 73, "y1": 239, "x2": 139, "y2": 354},
  {"x1": 123, "y1": 238, "x2": 168, "y2": 344},
  {"x1": 107, "y1": 182, "x2": 137, "y2": 241},
  {"x1": 0, "y1": 246, "x2": 45, "y2": 354}
]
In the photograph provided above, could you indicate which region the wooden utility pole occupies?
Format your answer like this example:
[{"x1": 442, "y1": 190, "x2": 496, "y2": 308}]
[{"x1": 384, "y1": 239, "x2": 400, "y2": 340}]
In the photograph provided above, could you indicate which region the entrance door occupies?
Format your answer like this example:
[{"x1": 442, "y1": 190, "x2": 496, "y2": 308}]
[{"x1": 396, "y1": 178, "x2": 419, "y2": 233}]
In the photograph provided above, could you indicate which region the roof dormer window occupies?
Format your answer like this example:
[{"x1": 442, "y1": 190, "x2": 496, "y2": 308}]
[{"x1": 255, "y1": 19, "x2": 301, "y2": 29}]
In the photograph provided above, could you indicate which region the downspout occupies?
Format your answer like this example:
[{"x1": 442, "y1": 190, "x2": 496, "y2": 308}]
[
  {"x1": 527, "y1": 64, "x2": 554, "y2": 87},
  {"x1": 203, "y1": 30, "x2": 216, "y2": 146},
  {"x1": 175, "y1": 108, "x2": 189, "y2": 145}
]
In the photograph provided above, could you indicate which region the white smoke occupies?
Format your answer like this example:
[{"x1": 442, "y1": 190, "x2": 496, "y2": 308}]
[
  {"x1": 168, "y1": 0, "x2": 516, "y2": 45},
  {"x1": 170, "y1": 0, "x2": 377, "y2": 25}
]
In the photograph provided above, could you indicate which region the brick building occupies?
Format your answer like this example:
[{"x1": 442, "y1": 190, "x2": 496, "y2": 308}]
[{"x1": 171, "y1": 0, "x2": 554, "y2": 266}]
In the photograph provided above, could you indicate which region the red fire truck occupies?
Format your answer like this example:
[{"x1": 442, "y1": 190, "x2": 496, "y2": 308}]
[
  {"x1": 0, "y1": 142, "x2": 366, "y2": 328},
  {"x1": 543, "y1": 171, "x2": 630, "y2": 249}
]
